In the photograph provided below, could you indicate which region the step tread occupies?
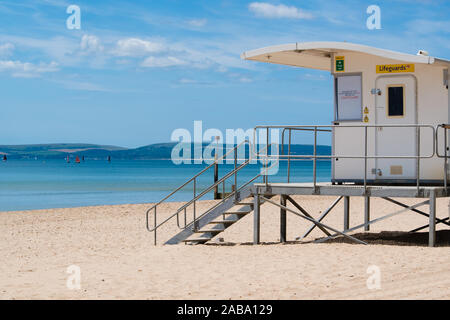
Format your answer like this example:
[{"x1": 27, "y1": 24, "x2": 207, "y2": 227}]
[
  {"x1": 208, "y1": 219, "x2": 238, "y2": 224},
  {"x1": 195, "y1": 228, "x2": 226, "y2": 233},
  {"x1": 224, "y1": 211, "x2": 251, "y2": 215},
  {"x1": 182, "y1": 237, "x2": 212, "y2": 243}
]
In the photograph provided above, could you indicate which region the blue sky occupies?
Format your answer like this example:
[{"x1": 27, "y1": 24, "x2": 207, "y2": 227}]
[{"x1": 0, "y1": 0, "x2": 448, "y2": 147}]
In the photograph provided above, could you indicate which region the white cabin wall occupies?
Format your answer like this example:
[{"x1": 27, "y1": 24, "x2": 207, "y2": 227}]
[
  {"x1": 332, "y1": 51, "x2": 448, "y2": 182},
  {"x1": 416, "y1": 64, "x2": 448, "y2": 180}
]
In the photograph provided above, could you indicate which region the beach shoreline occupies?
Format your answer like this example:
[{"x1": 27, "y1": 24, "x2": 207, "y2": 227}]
[{"x1": 1, "y1": 196, "x2": 449, "y2": 300}]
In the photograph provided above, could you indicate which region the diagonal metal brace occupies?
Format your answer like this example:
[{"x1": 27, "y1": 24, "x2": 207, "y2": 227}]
[
  {"x1": 382, "y1": 197, "x2": 450, "y2": 232},
  {"x1": 260, "y1": 196, "x2": 368, "y2": 245},
  {"x1": 315, "y1": 199, "x2": 430, "y2": 244},
  {"x1": 285, "y1": 195, "x2": 331, "y2": 237},
  {"x1": 410, "y1": 217, "x2": 450, "y2": 233},
  {"x1": 297, "y1": 196, "x2": 343, "y2": 240}
]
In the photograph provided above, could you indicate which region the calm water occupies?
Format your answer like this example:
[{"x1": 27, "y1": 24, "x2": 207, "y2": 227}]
[{"x1": 0, "y1": 159, "x2": 331, "y2": 211}]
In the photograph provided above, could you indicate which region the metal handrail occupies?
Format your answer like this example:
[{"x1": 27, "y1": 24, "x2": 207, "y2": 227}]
[
  {"x1": 254, "y1": 124, "x2": 437, "y2": 194},
  {"x1": 435, "y1": 124, "x2": 450, "y2": 189},
  {"x1": 146, "y1": 141, "x2": 273, "y2": 245},
  {"x1": 146, "y1": 140, "x2": 250, "y2": 233}
]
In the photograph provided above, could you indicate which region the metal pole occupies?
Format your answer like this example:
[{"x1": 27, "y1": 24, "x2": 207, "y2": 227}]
[
  {"x1": 313, "y1": 126, "x2": 317, "y2": 190},
  {"x1": 234, "y1": 147, "x2": 238, "y2": 202},
  {"x1": 154, "y1": 207, "x2": 157, "y2": 245},
  {"x1": 364, "y1": 196, "x2": 370, "y2": 231},
  {"x1": 266, "y1": 127, "x2": 269, "y2": 186},
  {"x1": 429, "y1": 190, "x2": 436, "y2": 247},
  {"x1": 214, "y1": 157, "x2": 219, "y2": 200},
  {"x1": 193, "y1": 178, "x2": 197, "y2": 231},
  {"x1": 344, "y1": 196, "x2": 350, "y2": 231},
  {"x1": 417, "y1": 127, "x2": 421, "y2": 195},
  {"x1": 287, "y1": 129, "x2": 292, "y2": 183},
  {"x1": 364, "y1": 126, "x2": 368, "y2": 192},
  {"x1": 253, "y1": 189, "x2": 261, "y2": 245},
  {"x1": 445, "y1": 128, "x2": 448, "y2": 189},
  {"x1": 280, "y1": 195, "x2": 287, "y2": 243}
]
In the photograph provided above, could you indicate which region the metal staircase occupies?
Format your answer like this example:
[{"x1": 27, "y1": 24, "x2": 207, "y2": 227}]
[{"x1": 146, "y1": 140, "x2": 271, "y2": 245}]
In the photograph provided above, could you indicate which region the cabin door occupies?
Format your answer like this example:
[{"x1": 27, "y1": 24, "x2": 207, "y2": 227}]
[{"x1": 375, "y1": 75, "x2": 417, "y2": 182}]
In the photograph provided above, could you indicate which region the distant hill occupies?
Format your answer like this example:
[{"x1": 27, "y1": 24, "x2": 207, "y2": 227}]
[{"x1": 0, "y1": 143, "x2": 331, "y2": 160}]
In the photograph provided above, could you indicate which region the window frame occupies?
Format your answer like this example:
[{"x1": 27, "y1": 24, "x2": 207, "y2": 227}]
[
  {"x1": 334, "y1": 73, "x2": 363, "y2": 122},
  {"x1": 386, "y1": 84, "x2": 406, "y2": 118}
]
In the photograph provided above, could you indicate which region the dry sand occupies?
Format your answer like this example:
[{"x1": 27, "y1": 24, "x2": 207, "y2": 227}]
[{"x1": 0, "y1": 195, "x2": 449, "y2": 300}]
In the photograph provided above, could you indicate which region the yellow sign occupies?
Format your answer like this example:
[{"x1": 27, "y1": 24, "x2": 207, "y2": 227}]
[
  {"x1": 364, "y1": 115, "x2": 369, "y2": 123},
  {"x1": 364, "y1": 107, "x2": 369, "y2": 114},
  {"x1": 335, "y1": 56, "x2": 345, "y2": 72},
  {"x1": 376, "y1": 64, "x2": 415, "y2": 74}
]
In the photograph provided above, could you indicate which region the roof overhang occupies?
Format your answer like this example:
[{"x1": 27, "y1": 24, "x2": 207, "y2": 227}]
[{"x1": 241, "y1": 41, "x2": 450, "y2": 71}]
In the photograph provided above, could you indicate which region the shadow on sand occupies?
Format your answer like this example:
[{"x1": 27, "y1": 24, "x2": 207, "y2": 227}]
[
  {"x1": 203, "y1": 230, "x2": 450, "y2": 247},
  {"x1": 317, "y1": 230, "x2": 450, "y2": 247}
]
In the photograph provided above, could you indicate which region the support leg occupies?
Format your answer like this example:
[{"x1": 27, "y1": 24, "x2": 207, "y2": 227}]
[
  {"x1": 429, "y1": 190, "x2": 436, "y2": 247},
  {"x1": 280, "y1": 195, "x2": 287, "y2": 243},
  {"x1": 253, "y1": 192, "x2": 260, "y2": 245},
  {"x1": 344, "y1": 196, "x2": 350, "y2": 231},
  {"x1": 364, "y1": 196, "x2": 370, "y2": 231}
]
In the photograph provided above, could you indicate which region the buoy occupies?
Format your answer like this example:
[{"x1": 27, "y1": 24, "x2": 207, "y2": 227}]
[
  {"x1": 75, "y1": 156, "x2": 80, "y2": 164},
  {"x1": 66, "y1": 155, "x2": 70, "y2": 163}
]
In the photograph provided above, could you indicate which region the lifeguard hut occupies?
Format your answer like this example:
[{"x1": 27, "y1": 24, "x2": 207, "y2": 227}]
[{"x1": 146, "y1": 42, "x2": 450, "y2": 247}]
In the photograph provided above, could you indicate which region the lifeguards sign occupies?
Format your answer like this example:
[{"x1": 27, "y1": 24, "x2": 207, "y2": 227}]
[{"x1": 376, "y1": 64, "x2": 415, "y2": 73}]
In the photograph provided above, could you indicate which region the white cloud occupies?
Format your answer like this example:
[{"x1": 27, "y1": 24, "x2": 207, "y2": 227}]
[
  {"x1": 113, "y1": 38, "x2": 165, "y2": 57},
  {"x1": 0, "y1": 60, "x2": 59, "y2": 78},
  {"x1": 187, "y1": 19, "x2": 207, "y2": 27},
  {"x1": 141, "y1": 56, "x2": 185, "y2": 68},
  {"x1": 248, "y1": 2, "x2": 313, "y2": 19},
  {"x1": 0, "y1": 43, "x2": 14, "y2": 57},
  {"x1": 178, "y1": 78, "x2": 198, "y2": 84},
  {"x1": 80, "y1": 35, "x2": 103, "y2": 54}
]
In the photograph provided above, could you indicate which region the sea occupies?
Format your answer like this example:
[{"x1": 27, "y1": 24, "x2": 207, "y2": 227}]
[{"x1": 0, "y1": 159, "x2": 331, "y2": 211}]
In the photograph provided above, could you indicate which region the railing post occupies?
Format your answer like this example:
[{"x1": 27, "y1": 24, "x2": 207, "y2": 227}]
[
  {"x1": 364, "y1": 126, "x2": 368, "y2": 193},
  {"x1": 154, "y1": 207, "x2": 157, "y2": 245},
  {"x1": 234, "y1": 146, "x2": 238, "y2": 202},
  {"x1": 287, "y1": 129, "x2": 292, "y2": 183},
  {"x1": 416, "y1": 126, "x2": 421, "y2": 196},
  {"x1": 214, "y1": 154, "x2": 219, "y2": 200},
  {"x1": 266, "y1": 127, "x2": 269, "y2": 186},
  {"x1": 313, "y1": 126, "x2": 317, "y2": 191},
  {"x1": 445, "y1": 127, "x2": 448, "y2": 189},
  {"x1": 193, "y1": 178, "x2": 197, "y2": 231}
]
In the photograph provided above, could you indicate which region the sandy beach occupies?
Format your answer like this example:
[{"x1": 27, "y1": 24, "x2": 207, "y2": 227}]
[{"x1": 1, "y1": 195, "x2": 449, "y2": 300}]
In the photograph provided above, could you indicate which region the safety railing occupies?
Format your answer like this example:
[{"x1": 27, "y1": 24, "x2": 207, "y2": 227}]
[
  {"x1": 253, "y1": 124, "x2": 437, "y2": 194},
  {"x1": 146, "y1": 140, "x2": 272, "y2": 245},
  {"x1": 435, "y1": 124, "x2": 450, "y2": 188}
]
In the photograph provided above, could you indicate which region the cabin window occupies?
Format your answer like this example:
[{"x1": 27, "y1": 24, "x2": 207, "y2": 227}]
[
  {"x1": 387, "y1": 85, "x2": 405, "y2": 117},
  {"x1": 335, "y1": 74, "x2": 362, "y2": 121}
]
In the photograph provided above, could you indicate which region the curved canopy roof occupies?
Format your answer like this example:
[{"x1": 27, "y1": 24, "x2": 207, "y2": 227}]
[{"x1": 241, "y1": 41, "x2": 450, "y2": 71}]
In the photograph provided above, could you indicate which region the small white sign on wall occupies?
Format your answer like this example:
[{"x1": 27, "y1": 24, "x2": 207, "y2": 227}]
[{"x1": 336, "y1": 75, "x2": 362, "y2": 121}]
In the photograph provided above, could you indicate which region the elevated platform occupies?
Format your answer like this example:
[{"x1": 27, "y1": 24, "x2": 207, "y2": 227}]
[
  {"x1": 251, "y1": 183, "x2": 450, "y2": 198},
  {"x1": 249, "y1": 182, "x2": 450, "y2": 247}
]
